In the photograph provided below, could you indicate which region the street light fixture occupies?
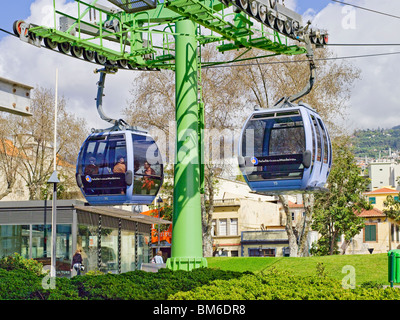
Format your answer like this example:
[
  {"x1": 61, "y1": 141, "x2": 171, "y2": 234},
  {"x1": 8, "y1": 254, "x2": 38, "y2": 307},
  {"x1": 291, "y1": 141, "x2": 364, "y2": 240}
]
[
  {"x1": 47, "y1": 170, "x2": 60, "y2": 278},
  {"x1": 156, "y1": 196, "x2": 163, "y2": 251}
]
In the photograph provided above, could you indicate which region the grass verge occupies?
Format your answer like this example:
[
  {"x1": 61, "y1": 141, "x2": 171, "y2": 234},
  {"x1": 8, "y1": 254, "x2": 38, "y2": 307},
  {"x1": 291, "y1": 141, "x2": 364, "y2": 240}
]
[{"x1": 207, "y1": 253, "x2": 389, "y2": 285}]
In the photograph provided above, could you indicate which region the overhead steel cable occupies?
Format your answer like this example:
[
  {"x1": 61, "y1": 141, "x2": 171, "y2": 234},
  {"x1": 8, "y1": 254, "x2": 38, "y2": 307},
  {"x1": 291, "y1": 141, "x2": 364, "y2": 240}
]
[
  {"x1": 330, "y1": 0, "x2": 400, "y2": 20},
  {"x1": 1, "y1": 26, "x2": 399, "y2": 69},
  {"x1": 203, "y1": 51, "x2": 400, "y2": 68},
  {"x1": 0, "y1": 28, "x2": 16, "y2": 37},
  {"x1": 327, "y1": 43, "x2": 400, "y2": 47}
]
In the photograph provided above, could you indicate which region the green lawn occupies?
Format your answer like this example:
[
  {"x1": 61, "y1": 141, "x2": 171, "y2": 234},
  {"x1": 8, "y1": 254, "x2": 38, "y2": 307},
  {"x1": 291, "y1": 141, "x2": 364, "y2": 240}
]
[{"x1": 207, "y1": 253, "x2": 390, "y2": 285}]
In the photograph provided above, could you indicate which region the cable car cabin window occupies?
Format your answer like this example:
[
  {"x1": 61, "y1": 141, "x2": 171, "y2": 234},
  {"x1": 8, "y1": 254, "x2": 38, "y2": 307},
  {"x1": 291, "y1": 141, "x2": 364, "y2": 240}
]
[
  {"x1": 311, "y1": 115, "x2": 322, "y2": 162},
  {"x1": 80, "y1": 134, "x2": 127, "y2": 196},
  {"x1": 242, "y1": 113, "x2": 306, "y2": 182},
  {"x1": 132, "y1": 134, "x2": 162, "y2": 196},
  {"x1": 318, "y1": 118, "x2": 329, "y2": 164},
  {"x1": 269, "y1": 121, "x2": 305, "y2": 155},
  {"x1": 309, "y1": 116, "x2": 316, "y2": 174}
]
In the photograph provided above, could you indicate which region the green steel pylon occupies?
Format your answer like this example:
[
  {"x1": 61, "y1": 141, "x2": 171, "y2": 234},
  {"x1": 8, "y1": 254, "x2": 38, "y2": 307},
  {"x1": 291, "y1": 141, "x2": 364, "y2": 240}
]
[{"x1": 166, "y1": 19, "x2": 207, "y2": 271}]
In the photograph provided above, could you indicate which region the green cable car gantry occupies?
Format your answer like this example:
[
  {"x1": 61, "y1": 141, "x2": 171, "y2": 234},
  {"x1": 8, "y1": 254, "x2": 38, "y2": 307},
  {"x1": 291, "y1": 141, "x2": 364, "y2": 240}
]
[
  {"x1": 12, "y1": 0, "x2": 328, "y2": 271},
  {"x1": 12, "y1": 0, "x2": 326, "y2": 71}
]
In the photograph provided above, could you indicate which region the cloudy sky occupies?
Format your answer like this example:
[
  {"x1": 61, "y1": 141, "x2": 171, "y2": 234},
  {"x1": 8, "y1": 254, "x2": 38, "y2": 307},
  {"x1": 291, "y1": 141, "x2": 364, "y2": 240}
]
[{"x1": 0, "y1": 0, "x2": 399, "y2": 133}]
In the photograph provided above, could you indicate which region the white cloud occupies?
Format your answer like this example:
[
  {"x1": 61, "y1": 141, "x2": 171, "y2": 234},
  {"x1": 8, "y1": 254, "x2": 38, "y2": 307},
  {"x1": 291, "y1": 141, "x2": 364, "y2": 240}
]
[
  {"x1": 0, "y1": 0, "x2": 141, "y2": 131},
  {"x1": 308, "y1": 0, "x2": 400, "y2": 131}
]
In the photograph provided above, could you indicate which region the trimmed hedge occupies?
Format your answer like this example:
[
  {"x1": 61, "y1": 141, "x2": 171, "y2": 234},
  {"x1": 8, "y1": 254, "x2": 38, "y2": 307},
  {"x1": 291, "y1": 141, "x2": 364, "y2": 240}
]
[
  {"x1": 0, "y1": 254, "x2": 399, "y2": 300},
  {"x1": 169, "y1": 269, "x2": 400, "y2": 300},
  {"x1": 0, "y1": 268, "x2": 43, "y2": 300},
  {"x1": 71, "y1": 268, "x2": 246, "y2": 300}
]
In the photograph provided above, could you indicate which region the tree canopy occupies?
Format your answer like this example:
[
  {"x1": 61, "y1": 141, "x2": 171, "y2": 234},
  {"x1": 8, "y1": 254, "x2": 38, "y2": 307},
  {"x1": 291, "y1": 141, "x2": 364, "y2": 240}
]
[{"x1": 311, "y1": 137, "x2": 371, "y2": 255}]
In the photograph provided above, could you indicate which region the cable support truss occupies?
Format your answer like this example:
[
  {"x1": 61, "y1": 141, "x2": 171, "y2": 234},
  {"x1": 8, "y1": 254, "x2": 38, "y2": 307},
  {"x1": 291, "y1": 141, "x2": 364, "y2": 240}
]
[{"x1": 10, "y1": 0, "x2": 325, "y2": 72}]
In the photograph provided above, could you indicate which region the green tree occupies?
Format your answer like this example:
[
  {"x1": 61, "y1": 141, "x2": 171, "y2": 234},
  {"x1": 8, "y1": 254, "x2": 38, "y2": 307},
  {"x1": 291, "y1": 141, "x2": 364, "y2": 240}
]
[
  {"x1": 311, "y1": 137, "x2": 371, "y2": 255},
  {"x1": 383, "y1": 193, "x2": 400, "y2": 250},
  {"x1": 383, "y1": 193, "x2": 400, "y2": 221},
  {"x1": 0, "y1": 86, "x2": 88, "y2": 200}
]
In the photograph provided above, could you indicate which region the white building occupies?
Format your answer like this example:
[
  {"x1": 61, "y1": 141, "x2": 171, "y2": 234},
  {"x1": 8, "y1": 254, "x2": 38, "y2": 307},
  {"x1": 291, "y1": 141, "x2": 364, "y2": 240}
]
[{"x1": 368, "y1": 160, "x2": 400, "y2": 190}]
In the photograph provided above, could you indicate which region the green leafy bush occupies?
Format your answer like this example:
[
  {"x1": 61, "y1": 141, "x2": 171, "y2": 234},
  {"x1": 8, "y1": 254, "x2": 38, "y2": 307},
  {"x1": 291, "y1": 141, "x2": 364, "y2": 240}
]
[
  {"x1": 0, "y1": 268, "x2": 43, "y2": 300},
  {"x1": 0, "y1": 264, "x2": 399, "y2": 300},
  {"x1": 72, "y1": 268, "x2": 246, "y2": 300},
  {"x1": 0, "y1": 253, "x2": 43, "y2": 276},
  {"x1": 360, "y1": 281, "x2": 384, "y2": 289},
  {"x1": 169, "y1": 268, "x2": 400, "y2": 300}
]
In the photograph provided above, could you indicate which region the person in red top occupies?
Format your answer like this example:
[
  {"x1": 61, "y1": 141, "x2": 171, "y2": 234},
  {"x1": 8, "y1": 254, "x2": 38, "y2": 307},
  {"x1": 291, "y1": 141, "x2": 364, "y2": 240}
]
[{"x1": 142, "y1": 161, "x2": 156, "y2": 192}]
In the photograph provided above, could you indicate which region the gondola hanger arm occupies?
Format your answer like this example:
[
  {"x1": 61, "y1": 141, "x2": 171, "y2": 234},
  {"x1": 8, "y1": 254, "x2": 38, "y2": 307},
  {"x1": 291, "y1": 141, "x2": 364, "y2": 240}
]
[
  {"x1": 92, "y1": 65, "x2": 148, "y2": 134},
  {"x1": 275, "y1": 23, "x2": 317, "y2": 107},
  {"x1": 94, "y1": 65, "x2": 119, "y2": 128},
  {"x1": 288, "y1": 35, "x2": 316, "y2": 103}
]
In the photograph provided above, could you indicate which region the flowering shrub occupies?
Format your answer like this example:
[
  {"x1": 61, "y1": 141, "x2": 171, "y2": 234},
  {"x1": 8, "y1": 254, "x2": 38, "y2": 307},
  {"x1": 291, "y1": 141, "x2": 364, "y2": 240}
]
[{"x1": 0, "y1": 253, "x2": 43, "y2": 276}]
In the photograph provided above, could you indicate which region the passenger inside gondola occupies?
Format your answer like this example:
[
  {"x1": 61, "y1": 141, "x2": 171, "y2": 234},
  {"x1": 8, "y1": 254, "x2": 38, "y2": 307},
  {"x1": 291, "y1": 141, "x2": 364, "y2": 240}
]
[
  {"x1": 113, "y1": 155, "x2": 127, "y2": 173},
  {"x1": 77, "y1": 131, "x2": 164, "y2": 205},
  {"x1": 98, "y1": 154, "x2": 112, "y2": 174},
  {"x1": 132, "y1": 134, "x2": 162, "y2": 196},
  {"x1": 141, "y1": 161, "x2": 156, "y2": 193},
  {"x1": 84, "y1": 156, "x2": 99, "y2": 175},
  {"x1": 144, "y1": 161, "x2": 156, "y2": 175}
]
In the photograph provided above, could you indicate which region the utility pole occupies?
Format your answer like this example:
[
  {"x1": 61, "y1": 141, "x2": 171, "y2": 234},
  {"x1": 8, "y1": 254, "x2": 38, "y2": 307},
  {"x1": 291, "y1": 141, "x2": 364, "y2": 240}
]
[{"x1": 48, "y1": 69, "x2": 59, "y2": 278}]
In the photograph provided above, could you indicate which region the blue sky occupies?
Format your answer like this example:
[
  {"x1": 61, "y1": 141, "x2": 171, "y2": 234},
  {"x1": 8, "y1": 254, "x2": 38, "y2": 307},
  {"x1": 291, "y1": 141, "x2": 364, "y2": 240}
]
[
  {"x1": 0, "y1": 1, "x2": 32, "y2": 39},
  {"x1": 296, "y1": 0, "x2": 331, "y2": 14}
]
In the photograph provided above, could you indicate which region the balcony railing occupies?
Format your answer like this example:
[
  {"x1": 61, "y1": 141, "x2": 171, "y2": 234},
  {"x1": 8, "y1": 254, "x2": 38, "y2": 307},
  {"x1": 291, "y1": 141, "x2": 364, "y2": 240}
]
[{"x1": 213, "y1": 198, "x2": 240, "y2": 206}]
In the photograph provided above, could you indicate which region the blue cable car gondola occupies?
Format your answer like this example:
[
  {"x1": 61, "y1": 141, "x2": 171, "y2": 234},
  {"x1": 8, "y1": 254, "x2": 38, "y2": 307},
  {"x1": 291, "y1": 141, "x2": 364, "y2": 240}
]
[
  {"x1": 76, "y1": 65, "x2": 163, "y2": 205},
  {"x1": 76, "y1": 130, "x2": 163, "y2": 205},
  {"x1": 238, "y1": 102, "x2": 332, "y2": 194}
]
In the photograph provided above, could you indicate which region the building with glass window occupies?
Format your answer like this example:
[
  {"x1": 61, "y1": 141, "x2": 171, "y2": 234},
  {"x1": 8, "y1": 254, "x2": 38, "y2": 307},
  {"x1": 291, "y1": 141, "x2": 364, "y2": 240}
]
[
  {"x1": 0, "y1": 200, "x2": 171, "y2": 276},
  {"x1": 211, "y1": 196, "x2": 318, "y2": 257}
]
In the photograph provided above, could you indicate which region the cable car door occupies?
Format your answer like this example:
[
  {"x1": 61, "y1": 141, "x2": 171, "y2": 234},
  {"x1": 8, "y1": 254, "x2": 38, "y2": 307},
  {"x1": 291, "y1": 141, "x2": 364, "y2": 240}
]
[
  {"x1": 316, "y1": 117, "x2": 331, "y2": 186},
  {"x1": 308, "y1": 114, "x2": 323, "y2": 188},
  {"x1": 132, "y1": 134, "x2": 163, "y2": 200}
]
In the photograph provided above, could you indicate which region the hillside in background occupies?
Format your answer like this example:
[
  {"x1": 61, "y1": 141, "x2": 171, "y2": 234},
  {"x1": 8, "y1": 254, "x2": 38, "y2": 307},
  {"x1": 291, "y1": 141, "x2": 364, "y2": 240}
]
[{"x1": 351, "y1": 126, "x2": 400, "y2": 158}]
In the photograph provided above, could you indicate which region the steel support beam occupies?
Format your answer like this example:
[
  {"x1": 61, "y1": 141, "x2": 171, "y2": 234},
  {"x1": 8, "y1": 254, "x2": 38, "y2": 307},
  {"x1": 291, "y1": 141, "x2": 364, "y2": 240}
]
[
  {"x1": 166, "y1": 19, "x2": 207, "y2": 271},
  {"x1": 0, "y1": 77, "x2": 33, "y2": 116}
]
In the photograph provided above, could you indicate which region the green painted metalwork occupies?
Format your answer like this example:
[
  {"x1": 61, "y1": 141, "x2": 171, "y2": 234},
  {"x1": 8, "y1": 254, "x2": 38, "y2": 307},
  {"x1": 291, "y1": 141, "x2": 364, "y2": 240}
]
[
  {"x1": 166, "y1": 19, "x2": 208, "y2": 271},
  {"x1": 20, "y1": 0, "x2": 306, "y2": 72},
  {"x1": 13, "y1": 0, "x2": 315, "y2": 271}
]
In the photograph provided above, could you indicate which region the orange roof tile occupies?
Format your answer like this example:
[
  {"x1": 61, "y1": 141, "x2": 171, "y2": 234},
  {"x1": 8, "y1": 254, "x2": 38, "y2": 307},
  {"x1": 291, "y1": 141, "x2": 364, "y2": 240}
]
[
  {"x1": 0, "y1": 139, "x2": 25, "y2": 158},
  {"x1": 364, "y1": 187, "x2": 398, "y2": 195},
  {"x1": 288, "y1": 201, "x2": 304, "y2": 208},
  {"x1": 356, "y1": 208, "x2": 386, "y2": 218},
  {"x1": 56, "y1": 155, "x2": 75, "y2": 168},
  {"x1": 0, "y1": 139, "x2": 74, "y2": 168}
]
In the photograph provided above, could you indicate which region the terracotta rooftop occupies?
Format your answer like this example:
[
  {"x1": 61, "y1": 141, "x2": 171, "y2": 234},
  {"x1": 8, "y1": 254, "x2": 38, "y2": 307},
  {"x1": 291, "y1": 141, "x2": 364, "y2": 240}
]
[
  {"x1": 356, "y1": 207, "x2": 386, "y2": 218},
  {"x1": 288, "y1": 201, "x2": 304, "y2": 208},
  {"x1": 364, "y1": 187, "x2": 399, "y2": 195}
]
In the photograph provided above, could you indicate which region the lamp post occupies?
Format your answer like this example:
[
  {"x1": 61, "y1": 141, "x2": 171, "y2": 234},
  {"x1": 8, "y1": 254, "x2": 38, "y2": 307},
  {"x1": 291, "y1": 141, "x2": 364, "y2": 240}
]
[
  {"x1": 48, "y1": 68, "x2": 59, "y2": 278},
  {"x1": 47, "y1": 171, "x2": 59, "y2": 278},
  {"x1": 157, "y1": 196, "x2": 163, "y2": 251}
]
